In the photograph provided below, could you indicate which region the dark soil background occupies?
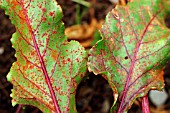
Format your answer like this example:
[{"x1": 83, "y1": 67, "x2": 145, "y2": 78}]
[{"x1": 0, "y1": 0, "x2": 170, "y2": 113}]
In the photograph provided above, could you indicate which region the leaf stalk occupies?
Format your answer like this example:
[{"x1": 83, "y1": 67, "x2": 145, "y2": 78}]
[{"x1": 142, "y1": 95, "x2": 150, "y2": 113}]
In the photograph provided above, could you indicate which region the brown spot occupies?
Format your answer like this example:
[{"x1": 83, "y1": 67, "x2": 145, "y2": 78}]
[
  {"x1": 51, "y1": 68, "x2": 55, "y2": 74},
  {"x1": 49, "y1": 11, "x2": 54, "y2": 16},
  {"x1": 42, "y1": 17, "x2": 46, "y2": 22},
  {"x1": 51, "y1": 50, "x2": 58, "y2": 60},
  {"x1": 124, "y1": 56, "x2": 128, "y2": 59},
  {"x1": 52, "y1": 31, "x2": 57, "y2": 34},
  {"x1": 42, "y1": 33, "x2": 47, "y2": 37},
  {"x1": 67, "y1": 58, "x2": 71, "y2": 62},
  {"x1": 29, "y1": 65, "x2": 34, "y2": 69},
  {"x1": 62, "y1": 60, "x2": 67, "y2": 64},
  {"x1": 62, "y1": 71, "x2": 66, "y2": 75},
  {"x1": 76, "y1": 58, "x2": 79, "y2": 62},
  {"x1": 42, "y1": 8, "x2": 46, "y2": 13}
]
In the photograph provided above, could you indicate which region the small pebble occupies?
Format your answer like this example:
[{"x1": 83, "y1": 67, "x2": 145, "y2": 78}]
[
  {"x1": 149, "y1": 89, "x2": 168, "y2": 107},
  {"x1": 0, "y1": 47, "x2": 4, "y2": 55}
]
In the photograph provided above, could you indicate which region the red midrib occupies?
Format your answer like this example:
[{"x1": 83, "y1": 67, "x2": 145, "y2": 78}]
[
  {"x1": 117, "y1": 10, "x2": 160, "y2": 113},
  {"x1": 20, "y1": 1, "x2": 60, "y2": 113}
]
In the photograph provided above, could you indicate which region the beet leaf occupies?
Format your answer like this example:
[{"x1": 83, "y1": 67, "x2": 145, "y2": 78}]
[
  {"x1": 88, "y1": 0, "x2": 170, "y2": 112},
  {"x1": 0, "y1": 0, "x2": 87, "y2": 112}
]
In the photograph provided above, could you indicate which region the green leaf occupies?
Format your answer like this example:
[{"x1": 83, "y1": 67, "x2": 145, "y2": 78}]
[
  {"x1": 88, "y1": 0, "x2": 170, "y2": 112},
  {"x1": 0, "y1": 0, "x2": 87, "y2": 112}
]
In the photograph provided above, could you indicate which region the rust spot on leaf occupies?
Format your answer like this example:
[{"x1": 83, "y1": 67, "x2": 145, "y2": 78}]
[
  {"x1": 42, "y1": 8, "x2": 47, "y2": 13},
  {"x1": 62, "y1": 60, "x2": 67, "y2": 65},
  {"x1": 42, "y1": 17, "x2": 46, "y2": 22},
  {"x1": 49, "y1": 11, "x2": 54, "y2": 16},
  {"x1": 52, "y1": 31, "x2": 57, "y2": 34},
  {"x1": 67, "y1": 58, "x2": 71, "y2": 62},
  {"x1": 51, "y1": 50, "x2": 58, "y2": 60}
]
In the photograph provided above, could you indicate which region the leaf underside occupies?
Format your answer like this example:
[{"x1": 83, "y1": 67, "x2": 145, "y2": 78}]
[
  {"x1": 88, "y1": 0, "x2": 170, "y2": 112},
  {"x1": 0, "y1": 0, "x2": 87, "y2": 113}
]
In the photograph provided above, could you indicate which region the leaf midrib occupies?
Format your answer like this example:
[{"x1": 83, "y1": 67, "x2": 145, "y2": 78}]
[
  {"x1": 117, "y1": 8, "x2": 162, "y2": 113},
  {"x1": 20, "y1": 1, "x2": 60, "y2": 112}
]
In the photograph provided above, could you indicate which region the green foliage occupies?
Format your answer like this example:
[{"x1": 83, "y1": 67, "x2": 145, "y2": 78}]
[
  {"x1": 88, "y1": 0, "x2": 170, "y2": 112},
  {"x1": 0, "y1": 0, "x2": 170, "y2": 113},
  {"x1": 0, "y1": 0, "x2": 87, "y2": 112}
]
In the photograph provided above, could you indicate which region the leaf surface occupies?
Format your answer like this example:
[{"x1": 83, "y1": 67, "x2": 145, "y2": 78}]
[
  {"x1": 0, "y1": 0, "x2": 87, "y2": 112},
  {"x1": 88, "y1": 0, "x2": 170, "y2": 112}
]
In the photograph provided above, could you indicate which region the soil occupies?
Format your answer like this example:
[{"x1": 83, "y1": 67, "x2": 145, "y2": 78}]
[{"x1": 0, "y1": 0, "x2": 170, "y2": 113}]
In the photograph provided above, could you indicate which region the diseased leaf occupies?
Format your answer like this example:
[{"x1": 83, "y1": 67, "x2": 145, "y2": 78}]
[
  {"x1": 88, "y1": 0, "x2": 170, "y2": 112},
  {"x1": 0, "y1": 0, "x2": 87, "y2": 112}
]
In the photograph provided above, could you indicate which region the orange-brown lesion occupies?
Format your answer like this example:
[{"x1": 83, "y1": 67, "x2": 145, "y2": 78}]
[
  {"x1": 10, "y1": 0, "x2": 19, "y2": 9},
  {"x1": 18, "y1": 9, "x2": 26, "y2": 24},
  {"x1": 9, "y1": 0, "x2": 27, "y2": 32},
  {"x1": 149, "y1": 68, "x2": 164, "y2": 82},
  {"x1": 11, "y1": 0, "x2": 26, "y2": 20},
  {"x1": 51, "y1": 50, "x2": 59, "y2": 60}
]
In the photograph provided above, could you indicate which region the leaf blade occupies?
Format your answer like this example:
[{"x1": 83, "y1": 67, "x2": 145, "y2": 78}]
[
  {"x1": 88, "y1": 0, "x2": 170, "y2": 112},
  {"x1": 1, "y1": 0, "x2": 87, "y2": 112}
]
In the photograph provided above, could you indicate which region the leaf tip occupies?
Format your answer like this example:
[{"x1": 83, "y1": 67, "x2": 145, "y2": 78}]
[{"x1": 11, "y1": 100, "x2": 17, "y2": 107}]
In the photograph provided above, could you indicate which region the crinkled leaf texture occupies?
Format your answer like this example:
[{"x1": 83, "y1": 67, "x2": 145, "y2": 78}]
[
  {"x1": 88, "y1": 0, "x2": 170, "y2": 112},
  {"x1": 0, "y1": 0, "x2": 87, "y2": 113}
]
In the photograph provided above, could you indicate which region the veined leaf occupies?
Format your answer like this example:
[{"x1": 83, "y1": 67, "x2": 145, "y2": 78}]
[
  {"x1": 0, "y1": 0, "x2": 87, "y2": 112},
  {"x1": 88, "y1": 0, "x2": 170, "y2": 112}
]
